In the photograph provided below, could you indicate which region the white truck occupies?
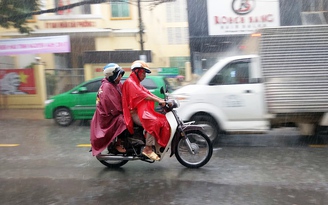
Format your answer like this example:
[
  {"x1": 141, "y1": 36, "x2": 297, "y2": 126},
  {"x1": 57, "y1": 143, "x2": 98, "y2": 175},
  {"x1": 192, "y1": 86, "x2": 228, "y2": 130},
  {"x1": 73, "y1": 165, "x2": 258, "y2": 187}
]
[{"x1": 172, "y1": 25, "x2": 328, "y2": 142}]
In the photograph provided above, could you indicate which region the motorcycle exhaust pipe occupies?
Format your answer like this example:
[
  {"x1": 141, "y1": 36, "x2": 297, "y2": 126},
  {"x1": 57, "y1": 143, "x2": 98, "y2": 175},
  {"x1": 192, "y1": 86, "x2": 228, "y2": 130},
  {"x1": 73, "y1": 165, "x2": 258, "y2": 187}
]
[{"x1": 96, "y1": 154, "x2": 140, "y2": 161}]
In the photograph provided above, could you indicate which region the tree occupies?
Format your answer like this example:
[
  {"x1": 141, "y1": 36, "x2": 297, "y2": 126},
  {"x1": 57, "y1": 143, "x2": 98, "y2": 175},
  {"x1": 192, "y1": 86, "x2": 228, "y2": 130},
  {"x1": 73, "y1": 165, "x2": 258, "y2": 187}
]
[{"x1": 0, "y1": 0, "x2": 40, "y2": 33}]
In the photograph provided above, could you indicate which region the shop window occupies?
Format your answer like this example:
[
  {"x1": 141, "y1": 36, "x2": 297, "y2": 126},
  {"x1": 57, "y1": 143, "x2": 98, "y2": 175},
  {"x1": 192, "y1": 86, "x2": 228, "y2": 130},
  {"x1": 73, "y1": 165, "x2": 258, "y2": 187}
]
[
  {"x1": 166, "y1": 0, "x2": 187, "y2": 22},
  {"x1": 111, "y1": 0, "x2": 130, "y2": 19},
  {"x1": 301, "y1": 12, "x2": 327, "y2": 24},
  {"x1": 300, "y1": 0, "x2": 327, "y2": 24},
  {"x1": 54, "y1": 0, "x2": 91, "y2": 15},
  {"x1": 167, "y1": 27, "x2": 189, "y2": 44},
  {"x1": 301, "y1": 0, "x2": 324, "y2": 11},
  {"x1": 170, "y1": 57, "x2": 189, "y2": 70},
  {"x1": 54, "y1": 53, "x2": 69, "y2": 69}
]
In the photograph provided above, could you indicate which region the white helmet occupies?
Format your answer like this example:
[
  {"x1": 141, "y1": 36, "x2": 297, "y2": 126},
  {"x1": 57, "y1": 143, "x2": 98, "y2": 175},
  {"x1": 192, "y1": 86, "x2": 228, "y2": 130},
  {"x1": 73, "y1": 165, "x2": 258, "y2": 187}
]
[
  {"x1": 131, "y1": 60, "x2": 151, "y2": 74},
  {"x1": 103, "y1": 63, "x2": 125, "y2": 81}
]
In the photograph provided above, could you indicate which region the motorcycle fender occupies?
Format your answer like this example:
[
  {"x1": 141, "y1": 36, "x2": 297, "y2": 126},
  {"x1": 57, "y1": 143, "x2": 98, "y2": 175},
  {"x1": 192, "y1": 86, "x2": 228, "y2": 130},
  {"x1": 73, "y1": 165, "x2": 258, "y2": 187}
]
[{"x1": 182, "y1": 124, "x2": 206, "y2": 133}]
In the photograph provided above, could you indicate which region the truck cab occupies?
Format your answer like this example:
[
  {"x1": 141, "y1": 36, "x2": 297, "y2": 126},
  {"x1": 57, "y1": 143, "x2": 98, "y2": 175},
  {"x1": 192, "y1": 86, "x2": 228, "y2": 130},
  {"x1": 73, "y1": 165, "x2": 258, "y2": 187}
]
[
  {"x1": 173, "y1": 25, "x2": 328, "y2": 142},
  {"x1": 172, "y1": 55, "x2": 269, "y2": 141}
]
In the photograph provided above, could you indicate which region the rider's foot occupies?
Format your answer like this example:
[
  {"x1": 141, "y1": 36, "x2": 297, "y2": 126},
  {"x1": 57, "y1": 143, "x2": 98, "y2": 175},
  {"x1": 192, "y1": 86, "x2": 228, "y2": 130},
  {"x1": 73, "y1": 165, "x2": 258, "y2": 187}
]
[
  {"x1": 115, "y1": 144, "x2": 126, "y2": 153},
  {"x1": 142, "y1": 146, "x2": 160, "y2": 161}
]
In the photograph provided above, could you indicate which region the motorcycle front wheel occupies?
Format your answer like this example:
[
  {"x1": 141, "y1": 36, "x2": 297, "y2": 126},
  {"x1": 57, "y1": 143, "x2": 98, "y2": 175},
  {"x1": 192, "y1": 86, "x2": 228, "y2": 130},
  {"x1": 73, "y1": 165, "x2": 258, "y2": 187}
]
[{"x1": 175, "y1": 130, "x2": 213, "y2": 168}]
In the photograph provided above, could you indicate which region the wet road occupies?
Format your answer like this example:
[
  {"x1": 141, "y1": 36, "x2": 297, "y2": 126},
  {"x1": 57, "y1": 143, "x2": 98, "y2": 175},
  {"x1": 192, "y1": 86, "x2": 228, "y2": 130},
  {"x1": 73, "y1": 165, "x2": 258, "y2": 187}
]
[{"x1": 1, "y1": 119, "x2": 328, "y2": 205}]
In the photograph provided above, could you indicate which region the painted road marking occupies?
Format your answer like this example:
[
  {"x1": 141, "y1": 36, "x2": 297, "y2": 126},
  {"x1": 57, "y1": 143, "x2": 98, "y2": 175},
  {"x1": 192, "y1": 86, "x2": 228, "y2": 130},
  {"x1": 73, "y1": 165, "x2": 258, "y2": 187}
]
[
  {"x1": 0, "y1": 144, "x2": 20, "y2": 147},
  {"x1": 77, "y1": 144, "x2": 91, "y2": 147}
]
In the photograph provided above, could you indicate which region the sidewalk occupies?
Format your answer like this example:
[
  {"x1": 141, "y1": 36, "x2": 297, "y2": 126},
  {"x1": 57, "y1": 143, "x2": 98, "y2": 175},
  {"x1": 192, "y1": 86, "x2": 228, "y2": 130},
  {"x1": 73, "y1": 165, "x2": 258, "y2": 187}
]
[{"x1": 0, "y1": 108, "x2": 44, "y2": 120}]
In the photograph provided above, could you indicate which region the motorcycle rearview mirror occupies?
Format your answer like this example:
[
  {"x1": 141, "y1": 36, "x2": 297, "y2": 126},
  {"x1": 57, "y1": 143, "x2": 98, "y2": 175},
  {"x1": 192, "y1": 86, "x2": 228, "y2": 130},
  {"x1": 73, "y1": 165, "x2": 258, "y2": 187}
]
[
  {"x1": 160, "y1": 86, "x2": 165, "y2": 94},
  {"x1": 160, "y1": 86, "x2": 169, "y2": 99},
  {"x1": 78, "y1": 87, "x2": 88, "y2": 93}
]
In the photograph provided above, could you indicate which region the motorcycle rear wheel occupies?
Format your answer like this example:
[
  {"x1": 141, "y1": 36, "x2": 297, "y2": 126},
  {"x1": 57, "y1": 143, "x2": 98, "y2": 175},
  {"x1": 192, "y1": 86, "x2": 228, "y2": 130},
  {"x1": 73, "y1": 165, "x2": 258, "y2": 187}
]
[
  {"x1": 98, "y1": 158, "x2": 129, "y2": 168},
  {"x1": 175, "y1": 130, "x2": 213, "y2": 168}
]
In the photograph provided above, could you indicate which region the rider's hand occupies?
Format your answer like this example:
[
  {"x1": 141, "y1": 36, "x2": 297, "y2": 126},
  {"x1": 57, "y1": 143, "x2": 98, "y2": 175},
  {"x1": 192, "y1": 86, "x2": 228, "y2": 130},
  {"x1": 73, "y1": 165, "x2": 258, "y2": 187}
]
[{"x1": 158, "y1": 99, "x2": 166, "y2": 107}]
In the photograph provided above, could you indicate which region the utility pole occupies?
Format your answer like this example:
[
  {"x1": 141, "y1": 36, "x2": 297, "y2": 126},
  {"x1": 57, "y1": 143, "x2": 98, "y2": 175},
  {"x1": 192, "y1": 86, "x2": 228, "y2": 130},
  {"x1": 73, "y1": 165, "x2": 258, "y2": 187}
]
[{"x1": 137, "y1": 0, "x2": 144, "y2": 53}]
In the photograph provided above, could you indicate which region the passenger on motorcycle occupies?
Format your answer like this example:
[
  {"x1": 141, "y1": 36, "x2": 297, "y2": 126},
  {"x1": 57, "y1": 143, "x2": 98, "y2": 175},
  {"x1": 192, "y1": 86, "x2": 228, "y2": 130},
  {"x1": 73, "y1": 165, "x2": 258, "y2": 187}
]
[
  {"x1": 90, "y1": 63, "x2": 127, "y2": 156},
  {"x1": 122, "y1": 60, "x2": 170, "y2": 161}
]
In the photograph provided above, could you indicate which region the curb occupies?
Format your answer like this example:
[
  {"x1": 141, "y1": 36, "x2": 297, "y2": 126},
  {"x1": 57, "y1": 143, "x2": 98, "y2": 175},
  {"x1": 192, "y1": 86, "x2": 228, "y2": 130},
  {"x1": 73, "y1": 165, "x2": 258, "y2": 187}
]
[{"x1": 0, "y1": 109, "x2": 44, "y2": 120}]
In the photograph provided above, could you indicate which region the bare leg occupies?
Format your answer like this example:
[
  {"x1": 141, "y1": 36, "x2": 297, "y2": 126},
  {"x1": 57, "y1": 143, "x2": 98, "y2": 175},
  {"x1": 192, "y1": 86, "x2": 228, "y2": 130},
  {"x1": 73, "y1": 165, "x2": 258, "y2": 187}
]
[
  {"x1": 131, "y1": 111, "x2": 160, "y2": 160},
  {"x1": 145, "y1": 132, "x2": 155, "y2": 146}
]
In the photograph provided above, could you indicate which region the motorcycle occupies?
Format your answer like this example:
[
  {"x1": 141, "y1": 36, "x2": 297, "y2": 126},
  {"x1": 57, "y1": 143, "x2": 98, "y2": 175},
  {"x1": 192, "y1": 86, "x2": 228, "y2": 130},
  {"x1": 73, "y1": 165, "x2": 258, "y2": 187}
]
[{"x1": 95, "y1": 87, "x2": 213, "y2": 168}]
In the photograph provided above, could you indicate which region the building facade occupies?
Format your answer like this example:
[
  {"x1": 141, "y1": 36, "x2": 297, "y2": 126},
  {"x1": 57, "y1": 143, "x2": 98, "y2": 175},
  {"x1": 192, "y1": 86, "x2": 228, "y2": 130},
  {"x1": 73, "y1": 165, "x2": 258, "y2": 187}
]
[{"x1": 0, "y1": 0, "x2": 190, "y2": 77}]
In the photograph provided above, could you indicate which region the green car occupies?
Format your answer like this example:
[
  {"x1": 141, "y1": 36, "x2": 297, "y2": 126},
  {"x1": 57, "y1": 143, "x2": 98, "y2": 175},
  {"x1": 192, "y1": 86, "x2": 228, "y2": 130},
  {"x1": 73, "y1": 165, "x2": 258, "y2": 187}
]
[{"x1": 44, "y1": 75, "x2": 173, "y2": 126}]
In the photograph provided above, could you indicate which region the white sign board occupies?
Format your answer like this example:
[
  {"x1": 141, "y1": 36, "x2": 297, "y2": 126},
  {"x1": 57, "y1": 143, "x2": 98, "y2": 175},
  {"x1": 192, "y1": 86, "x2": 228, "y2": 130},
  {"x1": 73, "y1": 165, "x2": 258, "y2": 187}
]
[
  {"x1": 207, "y1": 0, "x2": 280, "y2": 35},
  {"x1": 0, "y1": 35, "x2": 70, "y2": 56}
]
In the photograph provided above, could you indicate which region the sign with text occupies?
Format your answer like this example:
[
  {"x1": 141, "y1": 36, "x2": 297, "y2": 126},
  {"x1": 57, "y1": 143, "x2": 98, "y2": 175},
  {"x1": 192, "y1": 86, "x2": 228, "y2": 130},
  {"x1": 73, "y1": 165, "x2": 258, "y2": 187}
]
[
  {"x1": 0, "y1": 68, "x2": 36, "y2": 95},
  {"x1": 0, "y1": 35, "x2": 71, "y2": 56},
  {"x1": 45, "y1": 21, "x2": 96, "y2": 29},
  {"x1": 207, "y1": 0, "x2": 280, "y2": 35}
]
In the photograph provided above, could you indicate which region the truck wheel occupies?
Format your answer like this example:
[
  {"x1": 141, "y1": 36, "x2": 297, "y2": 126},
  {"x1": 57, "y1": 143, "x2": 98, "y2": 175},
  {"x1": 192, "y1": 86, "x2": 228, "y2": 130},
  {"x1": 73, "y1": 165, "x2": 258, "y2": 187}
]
[
  {"x1": 54, "y1": 108, "x2": 73, "y2": 127},
  {"x1": 310, "y1": 125, "x2": 328, "y2": 143},
  {"x1": 191, "y1": 114, "x2": 220, "y2": 142}
]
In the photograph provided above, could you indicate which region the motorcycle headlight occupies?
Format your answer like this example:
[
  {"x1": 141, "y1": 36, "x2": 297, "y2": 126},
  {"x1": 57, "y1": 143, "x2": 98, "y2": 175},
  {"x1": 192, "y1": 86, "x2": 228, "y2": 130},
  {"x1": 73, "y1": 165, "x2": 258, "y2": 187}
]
[
  {"x1": 45, "y1": 99, "x2": 54, "y2": 105},
  {"x1": 170, "y1": 94, "x2": 189, "y2": 102},
  {"x1": 167, "y1": 99, "x2": 180, "y2": 108},
  {"x1": 172, "y1": 99, "x2": 180, "y2": 108}
]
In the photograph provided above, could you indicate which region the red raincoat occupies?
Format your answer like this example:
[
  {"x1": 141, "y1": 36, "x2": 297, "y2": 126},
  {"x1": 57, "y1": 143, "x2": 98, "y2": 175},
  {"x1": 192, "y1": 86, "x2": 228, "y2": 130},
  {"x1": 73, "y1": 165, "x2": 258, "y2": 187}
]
[
  {"x1": 122, "y1": 72, "x2": 170, "y2": 147},
  {"x1": 90, "y1": 78, "x2": 126, "y2": 156}
]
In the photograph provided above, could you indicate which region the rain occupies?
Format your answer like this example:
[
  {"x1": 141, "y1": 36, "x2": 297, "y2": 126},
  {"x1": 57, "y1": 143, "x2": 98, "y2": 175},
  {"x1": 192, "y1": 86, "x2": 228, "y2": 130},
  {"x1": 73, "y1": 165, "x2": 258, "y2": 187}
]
[{"x1": 1, "y1": 0, "x2": 328, "y2": 204}]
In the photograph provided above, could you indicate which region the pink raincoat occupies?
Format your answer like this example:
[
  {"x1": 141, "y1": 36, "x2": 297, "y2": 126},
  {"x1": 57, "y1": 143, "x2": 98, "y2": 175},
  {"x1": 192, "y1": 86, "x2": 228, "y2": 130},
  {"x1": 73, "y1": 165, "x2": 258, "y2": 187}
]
[
  {"x1": 122, "y1": 72, "x2": 170, "y2": 147},
  {"x1": 90, "y1": 78, "x2": 126, "y2": 156}
]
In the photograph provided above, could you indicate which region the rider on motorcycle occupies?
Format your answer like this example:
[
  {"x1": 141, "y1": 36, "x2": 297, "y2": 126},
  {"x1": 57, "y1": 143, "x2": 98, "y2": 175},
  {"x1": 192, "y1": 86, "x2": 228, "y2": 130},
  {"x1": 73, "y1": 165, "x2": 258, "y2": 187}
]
[
  {"x1": 122, "y1": 60, "x2": 170, "y2": 161},
  {"x1": 90, "y1": 63, "x2": 127, "y2": 156}
]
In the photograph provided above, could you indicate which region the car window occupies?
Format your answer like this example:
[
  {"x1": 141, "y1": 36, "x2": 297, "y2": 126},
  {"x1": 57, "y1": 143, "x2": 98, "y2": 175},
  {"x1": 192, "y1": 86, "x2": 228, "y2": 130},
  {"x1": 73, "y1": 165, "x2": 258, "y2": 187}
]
[
  {"x1": 85, "y1": 80, "x2": 102, "y2": 92},
  {"x1": 209, "y1": 60, "x2": 250, "y2": 85},
  {"x1": 141, "y1": 78, "x2": 157, "y2": 89}
]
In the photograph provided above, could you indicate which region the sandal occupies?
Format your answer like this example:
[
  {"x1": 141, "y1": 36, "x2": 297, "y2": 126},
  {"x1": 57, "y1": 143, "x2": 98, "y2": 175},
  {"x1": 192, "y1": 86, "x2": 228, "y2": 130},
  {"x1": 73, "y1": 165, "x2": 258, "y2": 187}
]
[
  {"x1": 142, "y1": 150, "x2": 160, "y2": 161},
  {"x1": 115, "y1": 144, "x2": 126, "y2": 153}
]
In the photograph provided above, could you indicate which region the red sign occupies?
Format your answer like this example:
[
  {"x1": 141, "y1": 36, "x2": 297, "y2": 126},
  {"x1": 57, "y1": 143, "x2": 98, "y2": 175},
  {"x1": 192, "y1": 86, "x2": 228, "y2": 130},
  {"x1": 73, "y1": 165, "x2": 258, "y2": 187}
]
[{"x1": 0, "y1": 69, "x2": 36, "y2": 95}]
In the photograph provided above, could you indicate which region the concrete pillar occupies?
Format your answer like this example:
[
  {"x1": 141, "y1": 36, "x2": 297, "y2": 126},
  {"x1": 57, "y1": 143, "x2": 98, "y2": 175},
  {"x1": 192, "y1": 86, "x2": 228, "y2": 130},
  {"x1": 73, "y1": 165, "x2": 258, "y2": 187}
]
[
  {"x1": 84, "y1": 64, "x2": 93, "y2": 81},
  {"x1": 33, "y1": 63, "x2": 47, "y2": 108},
  {"x1": 185, "y1": 61, "x2": 192, "y2": 82}
]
